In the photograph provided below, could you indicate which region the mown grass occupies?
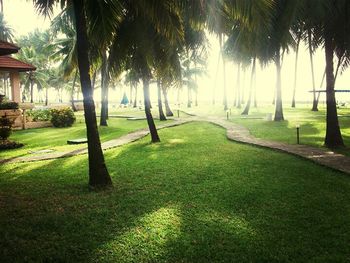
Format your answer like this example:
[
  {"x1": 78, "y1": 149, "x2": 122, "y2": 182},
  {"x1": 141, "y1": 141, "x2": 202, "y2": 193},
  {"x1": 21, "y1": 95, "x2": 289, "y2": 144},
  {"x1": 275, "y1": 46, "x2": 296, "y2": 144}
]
[
  {"x1": 1, "y1": 108, "x2": 174, "y2": 159},
  {"x1": 1, "y1": 122, "x2": 350, "y2": 262},
  {"x1": 188, "y1": 104, "x2": 350, "y2": 155}
]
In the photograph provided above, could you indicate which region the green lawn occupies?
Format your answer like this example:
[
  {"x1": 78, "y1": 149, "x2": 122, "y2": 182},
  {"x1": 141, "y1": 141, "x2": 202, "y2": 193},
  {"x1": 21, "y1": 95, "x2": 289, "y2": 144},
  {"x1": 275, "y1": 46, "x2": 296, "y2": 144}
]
[
  {"x1": 0, "y1": 108, "x2": 174, "y2": 159},
  {"x1": 1, "y1": 122, "x2": 350, "y2": 262},
  {"x1": 188, "y1": 104, "x2": 350, "y2": 155}
]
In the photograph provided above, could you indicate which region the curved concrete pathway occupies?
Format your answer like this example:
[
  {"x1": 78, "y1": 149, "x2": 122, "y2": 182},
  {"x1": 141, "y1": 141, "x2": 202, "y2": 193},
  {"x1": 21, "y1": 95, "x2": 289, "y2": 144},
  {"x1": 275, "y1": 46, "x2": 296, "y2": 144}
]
[{"x1": 1, "y1": 115, "x2": 350, "y2": 176}]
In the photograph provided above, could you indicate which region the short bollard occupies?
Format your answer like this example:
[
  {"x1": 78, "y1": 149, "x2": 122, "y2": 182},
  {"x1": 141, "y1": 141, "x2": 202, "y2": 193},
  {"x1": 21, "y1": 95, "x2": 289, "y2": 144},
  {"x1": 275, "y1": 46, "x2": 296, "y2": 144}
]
[
  {"x1": 296, "y1": 124, "x2": 300, "y2": 144},
  {"x1": 226, "y1": 110, "x2": 229, "y2": 120},
  {"x1": 177, "y1": 109, "x2": 180, "y2": 118}
]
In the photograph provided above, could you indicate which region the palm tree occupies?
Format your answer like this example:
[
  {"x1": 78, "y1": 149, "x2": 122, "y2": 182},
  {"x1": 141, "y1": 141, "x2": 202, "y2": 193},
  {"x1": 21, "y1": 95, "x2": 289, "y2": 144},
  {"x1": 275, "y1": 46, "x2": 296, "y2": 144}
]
[
  {"x1": 0, "y1": 13, "x2": 13, "y2": 42},
  {"x1": 291, "y1": 24, "x2": 303, "y2": 108},
  {"x1": 109, "y1": 1, "x2": 195, "y2": 143},
  {"x1": 33, "y1": 0, "x2": 122, "y2": 188},
  {"x1": 50, "y1": 7, "x2": 79, "y2": 109},
  {"x1": 266, "y1": 0, "x2": 298, "y2": 121}
]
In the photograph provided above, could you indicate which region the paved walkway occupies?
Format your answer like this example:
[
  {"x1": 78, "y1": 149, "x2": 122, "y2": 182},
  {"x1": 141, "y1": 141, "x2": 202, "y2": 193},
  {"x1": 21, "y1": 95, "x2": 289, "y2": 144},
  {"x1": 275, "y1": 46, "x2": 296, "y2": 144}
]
[
  {"x1": 205, "y1": 117, "x2": 350, "y2": 175},
  {"x1": 1, "y1": 115, "x2": 350, "y2": 175}
]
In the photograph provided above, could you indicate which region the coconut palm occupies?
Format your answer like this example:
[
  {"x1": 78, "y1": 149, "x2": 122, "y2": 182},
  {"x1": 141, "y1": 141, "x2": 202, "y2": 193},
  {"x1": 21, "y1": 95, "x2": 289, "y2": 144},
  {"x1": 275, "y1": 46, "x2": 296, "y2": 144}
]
[
  {"x1": 0, "y1": 13, "x2": 13, "y2": 42},
  {"x1": 290, "y1": 23, "x2": 303, "y2": 108},
  {"x1": 33, "y1": 0, "x2": 124, "y2": 188},
  {"x1": 264, "y1": 0, "x2": 298, "y2": 121}
]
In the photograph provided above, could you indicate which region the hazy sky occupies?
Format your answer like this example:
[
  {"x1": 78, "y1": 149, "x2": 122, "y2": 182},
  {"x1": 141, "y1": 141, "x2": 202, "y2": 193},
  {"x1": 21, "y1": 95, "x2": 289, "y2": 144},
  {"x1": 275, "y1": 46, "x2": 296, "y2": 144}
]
[{"x1": 6, "y1": 0, "x2": 350, "y2": 105}]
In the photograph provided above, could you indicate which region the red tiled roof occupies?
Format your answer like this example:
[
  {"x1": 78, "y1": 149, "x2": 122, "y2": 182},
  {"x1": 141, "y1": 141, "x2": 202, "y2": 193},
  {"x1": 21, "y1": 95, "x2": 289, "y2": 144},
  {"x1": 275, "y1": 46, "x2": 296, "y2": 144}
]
[
  {"x1": 0, "y1": 56, "x2": 36, "y2": 72},
  {"x1": 0, "y1": 41, "x2": 20, "y2": 56}
]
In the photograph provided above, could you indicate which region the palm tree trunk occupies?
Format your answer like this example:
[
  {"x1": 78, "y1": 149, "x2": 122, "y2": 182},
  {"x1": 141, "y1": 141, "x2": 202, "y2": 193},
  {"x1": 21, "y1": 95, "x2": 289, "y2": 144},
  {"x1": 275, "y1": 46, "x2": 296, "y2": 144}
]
[
  {"x1": 334, "y1": 54, "x2": 344, "y2": 85},
  {"x1": 143, "y1": 78, "x2": 160, "y2": 143},
  {"x1": 129, "y1": 86, "x2": 133, "y2": 106},
  {"x1": 157, "y1": 80, "x2": 166, "y2": 121},
  {"x1": 241, "y1": 69, "x2": 245, "y2": 104},
  {"x1": 133, "y1": 86, "x2": 138, "y2": 108},
  {"x1": 71, "y1": 70, "x2": 78, "y2": 111},
  {"x1": 316, "y1": 69, "x2": 326, "y2": 106},
  {"x1": 242, "y1": 58, "x2": 256, "y2": 115},
  {"x1": 45, "y1": 87, "x2": 49, "y2": 106},
  {"x1": 220, "y1": 33, "x2": 228, "y2": 110},
  {"x1": 324, "y1": 35, "x2": 344, "y2": 148},
  {"x1": 73, "y1": 0, "x2": 111, "y2": 188},
  {"x1": 236, "y1": 63, "x2": 241, "y2": 109},
  {"x1": 162, "y1": 86, "x2": 173, "y2": 116},
  {"x1": 292, "y1": 33, "x2": 301, "y2": 108},
  {"x1": 253, "y1": 71, "x2": 257, "y2": 108},
  {"x1": 308, "y1": 29, "x2": 318, "y2": 111},
  {"x1": 187, "y1": 86, "x2": 191, "y2": 108},
  {"x1": 30, "y1": 79, "x2": 34, "y2": 103},
  {"x1": 194, "y1": 62, "x2": 198, "y2": 107},
  {"x1": 274, "y1": 50, "x2": 284, "y2": 121},
  {"x1": 100, "y1": 52, "x2": 108, "y2": 126},
  {"x1": 213, "y1": 52, "x2": 220, "y2": 105}
]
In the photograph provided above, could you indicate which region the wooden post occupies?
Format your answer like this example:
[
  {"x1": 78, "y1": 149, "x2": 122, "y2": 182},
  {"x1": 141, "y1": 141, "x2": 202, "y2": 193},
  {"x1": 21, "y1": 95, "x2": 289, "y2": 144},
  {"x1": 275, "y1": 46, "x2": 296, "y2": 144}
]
[{"x1": 10, "y1": 71, "x2": 21, "y2": 103}]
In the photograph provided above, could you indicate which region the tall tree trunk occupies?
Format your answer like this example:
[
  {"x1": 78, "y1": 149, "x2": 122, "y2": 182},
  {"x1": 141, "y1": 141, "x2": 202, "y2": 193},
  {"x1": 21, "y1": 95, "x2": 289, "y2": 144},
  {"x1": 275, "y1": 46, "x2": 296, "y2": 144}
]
[
  {"x1": 73, "y1": 0, "x2": 111, "y2": 188},
  {"x1": 334, "y1": 54, "x2": 344, "y2": 85},
  {"x1": 133, "y1": 85, "x2": 138, "y2": 108},
  {"x1": 236, "y1": 63, "x2": 241, "y2": 109},
  {"x1": 157, "y1": 80, "x2": 167, "y2": 121},
  {"x1": 213, "y1": 51, "x2": 220, "y2": 105},
  {"x1": 316, "y1": 69, "x2": 326, "y2": 106},
  {"x1": 187, "y1": 86, "x2": 192, "y2": 108},
  {"x1": 162, "y1": 86, "x2": 173, "y2": 116},
  {"x1": 71, "y1": 70, "x2": 78, "y2": 111},
  {"x1": 292, "y1": 33, "x2": 301, "y2": 108},
  {"x1": 253, "y1": 71, "x2": 257, "y2": 108},
  {"x1": 241, "y1": 69, "x2": 245, "y2": 104},
  {"x1": 143, "y1": 78, "x2": 160, "y2": 143},
  {"x1": 220, "y1": 33, "x2": 228, "y2": 110},
  {"x1": 91, "y1": 71, "x2": 97, "y2": 91},
  {"x1": 129, "y1": 85, "x2": 133, "y2": 106},
  {"x1": 274, "y1": 49, "x2": 284, "y2": 121},
  {"x1": 177, "y1": 88, "x2": 180, "y2": 106},
  {"x1": 100, "y1": 52, "x2": 109, "y2": 126},
  {"x1": 324, "y1": 35, "x2": 344, "y2": 148},
  {"x1": 30, "y1": 78, "x2": 34, "y2": 103},
  {"x1": 45, "y1": 87, "x2": 49, "y2": 106},
  {"x1": 308, "y1": 29, "x2": 318, "y2": 111},
  {"x1": 242, "y1": 58, "x2": 256, "y2": 115},
  {"x1": 194, "y1": 62, "x2": 198, "y2": 107}
]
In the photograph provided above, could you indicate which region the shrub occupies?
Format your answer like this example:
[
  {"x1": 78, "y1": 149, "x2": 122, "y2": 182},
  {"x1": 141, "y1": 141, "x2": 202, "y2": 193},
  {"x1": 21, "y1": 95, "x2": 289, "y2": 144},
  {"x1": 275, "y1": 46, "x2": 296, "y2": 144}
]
[
  {"x1": 50, "y1": 108, "x2": 76, "y2": 127},
  {"x1": 0, "y1": 116, "x2": 13, "y2": 140},
  {"x1": 0, "y1": 101, "x2": 19, "y2": 110},
  {"x1": 27, "y1": 109, "x2": 52, "y2": 122}
]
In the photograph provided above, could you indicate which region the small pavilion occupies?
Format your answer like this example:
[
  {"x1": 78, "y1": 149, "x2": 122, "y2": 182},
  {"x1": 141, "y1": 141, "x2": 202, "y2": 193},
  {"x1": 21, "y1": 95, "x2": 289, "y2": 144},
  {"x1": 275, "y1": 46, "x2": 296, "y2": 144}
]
[{"x1": 0, "y1": 41, "x2": 36, "y2": 103}]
